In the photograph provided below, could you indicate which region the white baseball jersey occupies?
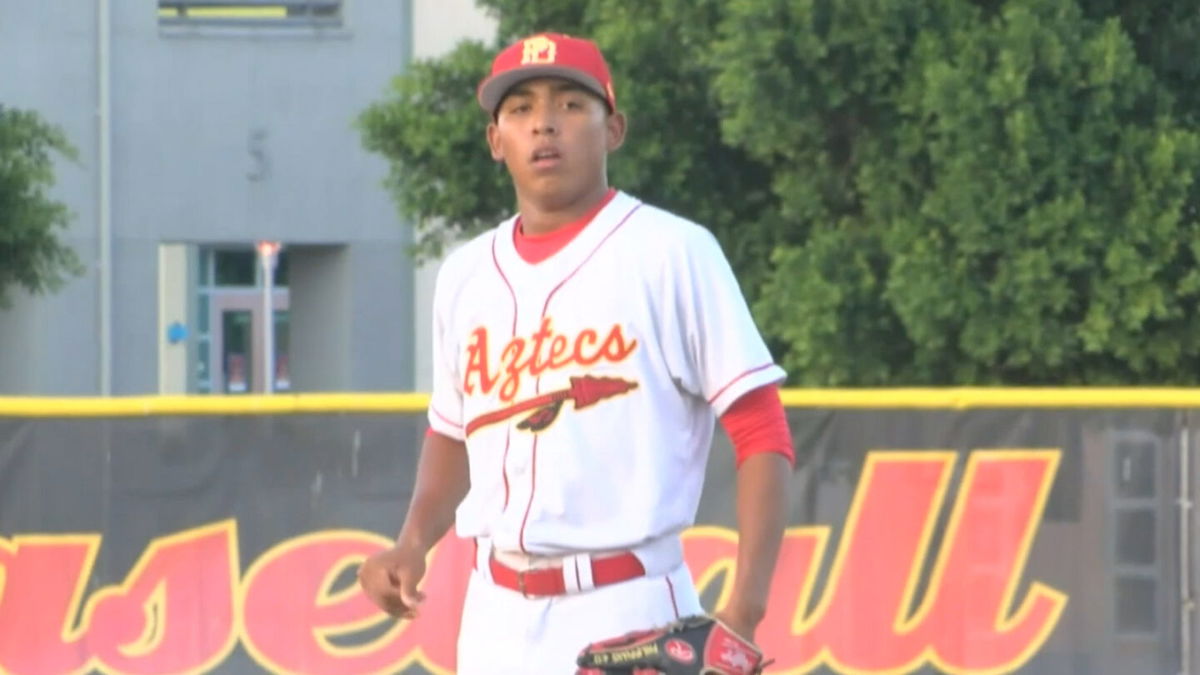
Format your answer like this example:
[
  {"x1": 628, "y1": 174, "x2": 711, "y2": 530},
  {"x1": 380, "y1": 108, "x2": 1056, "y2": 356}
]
[{"x1": 427, "y1": 191, "x2": 785, "y2": 555}]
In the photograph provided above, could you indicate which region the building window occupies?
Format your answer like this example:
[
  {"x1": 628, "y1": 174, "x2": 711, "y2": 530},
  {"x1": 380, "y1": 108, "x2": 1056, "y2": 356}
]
[
  {"x1": 158, "y1": 1, "x2": 341, "y2": 27},
  {"x1": 214, "y1": 249, "x2": 257, "y2": 287},
  {"x1": 201, "y1": 247, "x2": 289, "y2": 288}
]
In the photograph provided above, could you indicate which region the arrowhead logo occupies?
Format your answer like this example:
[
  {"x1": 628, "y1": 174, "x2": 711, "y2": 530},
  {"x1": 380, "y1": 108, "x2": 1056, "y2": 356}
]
[{"x1": 468, "y1": 375, "x2": 638, "y2": 436}]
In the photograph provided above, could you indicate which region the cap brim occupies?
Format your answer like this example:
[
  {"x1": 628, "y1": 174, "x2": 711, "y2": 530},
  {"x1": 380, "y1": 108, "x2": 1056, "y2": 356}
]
[{"x1": 478, "y1": 65, "x2": 608, "y2": 113}]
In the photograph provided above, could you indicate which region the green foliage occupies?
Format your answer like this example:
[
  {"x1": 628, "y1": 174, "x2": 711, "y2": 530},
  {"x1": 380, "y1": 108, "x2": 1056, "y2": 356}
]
[
  {"x1": 1078, "y1": 0, "x2": 1200, "y2": 124},
  {"x1": 358, "y1": 1, "x2": 781, "y2": 288},
  {"x1": 718, "y1": 0, "x2": 1200, "y2": 384},
  {"x1": 360, "y1": 0, "x2": 1200, "y2": 385},
  {"x1": 0, "y1": 105, "x2": 81, "y2": 308}
]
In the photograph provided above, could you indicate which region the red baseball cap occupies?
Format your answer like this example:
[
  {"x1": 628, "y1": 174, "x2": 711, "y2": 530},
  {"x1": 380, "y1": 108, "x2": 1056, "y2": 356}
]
[{"x1": 477, "y1": 33, "x2": 616, "y2": 114}]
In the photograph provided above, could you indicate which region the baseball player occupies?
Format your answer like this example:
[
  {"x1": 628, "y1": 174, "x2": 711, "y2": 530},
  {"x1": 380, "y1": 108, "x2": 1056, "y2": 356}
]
[{"x1": 358, "y1": 32, "x2": 795, "y2": 674}]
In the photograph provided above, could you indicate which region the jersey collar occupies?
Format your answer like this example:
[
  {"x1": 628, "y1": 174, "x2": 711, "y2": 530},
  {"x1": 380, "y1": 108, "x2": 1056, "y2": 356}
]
[{"x1": 493, "y1": 190, "x2": 641, "y2": 287}]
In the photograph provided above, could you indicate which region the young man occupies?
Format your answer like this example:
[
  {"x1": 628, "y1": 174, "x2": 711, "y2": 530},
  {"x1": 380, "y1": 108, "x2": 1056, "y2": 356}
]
[{"x1": 358, "y1": 33, "x2": 795, "y2": 674}]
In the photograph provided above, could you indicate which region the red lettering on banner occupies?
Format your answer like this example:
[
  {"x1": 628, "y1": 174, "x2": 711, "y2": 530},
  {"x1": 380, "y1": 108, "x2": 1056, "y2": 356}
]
[
  {"x1": 0, "y1": 523, "x2": 237, "y2": 675},
  {"x1": 908, "y1": 451, "x2": 1067, "y2": 672},
  {"x1": 241, "y1": 531, "x2": 472, "y2": 674},
  {"x1": 799, "y1": 452, "x2": 958, "y2": 670},
  {"x1": 684, "y1": 525, "x2": 829, "y2": 660},
  {"x1": 0, "y1": 535, "x2": 100, "y2": 674},
  {"x1": 82, "y1": 520, "x2": 239, "y2": 674},
  {"x1": 0, "y1": 451, "x2": 1066, "y2": 675},
  {"x1": 683, "y1": 452, "x2": 1066, "y2": 674}
]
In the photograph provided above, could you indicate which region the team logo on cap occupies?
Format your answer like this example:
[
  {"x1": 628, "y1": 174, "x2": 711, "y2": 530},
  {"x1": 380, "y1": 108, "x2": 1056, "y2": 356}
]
[{"x1": 521, "y1": 35, "x2": 557, "y2": 65}]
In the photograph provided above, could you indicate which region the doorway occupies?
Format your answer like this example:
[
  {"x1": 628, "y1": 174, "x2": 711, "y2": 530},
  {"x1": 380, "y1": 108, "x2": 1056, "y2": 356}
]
[
  {"x1": 206, "y1": 291, "x2": 289, "y2": 394},
  {"x1": 195, "y1": 246, "x2": 290, "y2": 394}
]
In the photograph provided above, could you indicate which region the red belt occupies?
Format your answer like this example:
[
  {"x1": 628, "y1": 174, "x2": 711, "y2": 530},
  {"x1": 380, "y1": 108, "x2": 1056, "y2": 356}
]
[{"x1": 488, "y1": 552, "x2": 646, "y2": 597}]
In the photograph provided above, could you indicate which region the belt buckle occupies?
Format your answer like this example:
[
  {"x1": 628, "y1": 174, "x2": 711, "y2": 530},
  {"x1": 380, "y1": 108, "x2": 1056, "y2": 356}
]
[{"x1": 516, "y1": 568, "x2": 528, "y2": 597}]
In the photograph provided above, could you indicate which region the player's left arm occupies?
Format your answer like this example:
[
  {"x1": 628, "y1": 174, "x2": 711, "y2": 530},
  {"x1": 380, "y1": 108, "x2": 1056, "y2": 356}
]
[
  {"x1": 715, "y1": 385, "x2": 794, "y2": 641},
  {"x1": 668, "y1": 224, "x2": 795, "y2": 641},
  {"x1": 719, "y1": 452, "x2": 791, "y2": 640}
]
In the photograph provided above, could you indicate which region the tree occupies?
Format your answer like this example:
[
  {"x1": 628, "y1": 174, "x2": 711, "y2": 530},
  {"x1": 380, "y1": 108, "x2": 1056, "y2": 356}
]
[
  {"x1": 1079, "y1": 0, "x2": 1200, "y2": 125},
  {"x1": 715, "y1": 0, "x2": 1200, "y2": 384},
  {"x1": 0, "y1": 105, "x2": 81, "y2": 308},
  {"x1": 360, "y1": 0, "x2": 1200, "y2": 385},
  {"x1": 357, "y1": 1, "x2": 783, "y2": 293}
]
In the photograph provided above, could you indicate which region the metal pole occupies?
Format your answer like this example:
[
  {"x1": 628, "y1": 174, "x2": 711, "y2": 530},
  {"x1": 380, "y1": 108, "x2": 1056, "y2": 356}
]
[
  {"x1": 97, "y1": 0, "x2": 112, "y2": 395},
  {"x1": 1181, "y1": 414, "x2": 1193, "y2": 675},
  {"x1": 259, "y1": 244, "x2": 276, "y2": 394}
]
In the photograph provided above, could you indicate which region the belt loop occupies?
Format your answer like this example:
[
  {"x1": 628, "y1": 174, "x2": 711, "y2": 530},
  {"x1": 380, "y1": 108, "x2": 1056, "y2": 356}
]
[
  {"x1": 566, "y1": 553, "x2": 595, "y2": 592},
  {"x1": 475, "y1": 538, "x2": 495, "y2": 584},
  {"x1": 561, "y1": 555, "x2": 580, "y2": 594}
]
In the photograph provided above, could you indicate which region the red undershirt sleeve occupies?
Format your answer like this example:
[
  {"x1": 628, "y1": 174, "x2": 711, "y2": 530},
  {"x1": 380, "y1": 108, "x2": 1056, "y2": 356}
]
[{"x1": 718, "y1": 383, "x2": 796, "y2": 469}]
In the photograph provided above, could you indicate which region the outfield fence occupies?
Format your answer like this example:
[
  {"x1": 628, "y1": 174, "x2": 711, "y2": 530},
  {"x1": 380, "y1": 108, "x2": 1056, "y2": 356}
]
[{"x1": 0, "y1": 390, "x2": 1195, "y2": 674}]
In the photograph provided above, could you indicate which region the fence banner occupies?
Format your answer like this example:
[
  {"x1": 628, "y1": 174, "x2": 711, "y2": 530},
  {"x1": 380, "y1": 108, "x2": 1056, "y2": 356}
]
[{"x1": 0, "y1": 398, "x2": 1192, "y2": 674}]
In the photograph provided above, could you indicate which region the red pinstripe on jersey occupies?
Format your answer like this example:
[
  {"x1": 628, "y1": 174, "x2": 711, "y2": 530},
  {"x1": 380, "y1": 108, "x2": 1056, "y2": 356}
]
[
  {"x1": 430, "y1": 405, "x2": 462, "y2": 430},
  {"x1": 540, "y1": 204, "x2": 642, "y2": 317},
  {"x1": 516, "y1": 201, "x2": 643, "y2": 555},
  {"x1": 518, "y1": 434, "x2": 539, "y2": 554},
  {"x1": 707, "y1": 362, "x2": 777, "y2": 406},
  {"x1": 490, "y1": 233, "x2": 520, "y2": 517},
  {"x1": 491, "y1": 233, "x2": 520, "y2": 338},
  {"x1": 666, "y1": 575, "x2": 680, "y2": 619}
]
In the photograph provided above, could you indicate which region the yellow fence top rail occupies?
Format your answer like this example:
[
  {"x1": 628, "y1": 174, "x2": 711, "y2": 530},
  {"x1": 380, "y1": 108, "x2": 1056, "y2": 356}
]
[
  {"x1": 1, "y1": 388, "x2": 1200, "y2": 417},
  {"x1": 777, "y1": 387, "x2": 1200, "y2": 409},
  {"x1": 0, "y1": 393, "x2": 432, "y2": 417}
]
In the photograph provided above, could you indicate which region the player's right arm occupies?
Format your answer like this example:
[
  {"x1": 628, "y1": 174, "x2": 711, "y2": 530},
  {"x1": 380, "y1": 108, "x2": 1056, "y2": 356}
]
[
  {"x1": 359, "y1": 242, "x2": 479, "y2": 618},
  {"x1": 357, "y1": 430, "x2": 469, "y2": 618}
]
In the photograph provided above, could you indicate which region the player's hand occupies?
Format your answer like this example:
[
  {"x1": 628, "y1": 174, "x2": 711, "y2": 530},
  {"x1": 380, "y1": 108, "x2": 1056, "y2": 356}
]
[{"x1": 357, "y1": 542, "x2": 428, "y2": 619}]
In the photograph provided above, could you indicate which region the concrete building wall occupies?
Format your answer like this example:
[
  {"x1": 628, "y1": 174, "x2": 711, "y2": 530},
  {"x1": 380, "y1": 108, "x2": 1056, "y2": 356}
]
[
  {"x1": 0, "y1": 3, "x2": 103, "y2": 394},
  {"x1": 0, "y1": 1, "x2": 460, "y2": 395}
]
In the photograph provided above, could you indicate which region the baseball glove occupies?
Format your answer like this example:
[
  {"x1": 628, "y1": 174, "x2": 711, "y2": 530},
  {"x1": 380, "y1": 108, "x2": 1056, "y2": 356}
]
[{"x1": 575, "y1": 614, "x2": 769, "y2": 674}]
